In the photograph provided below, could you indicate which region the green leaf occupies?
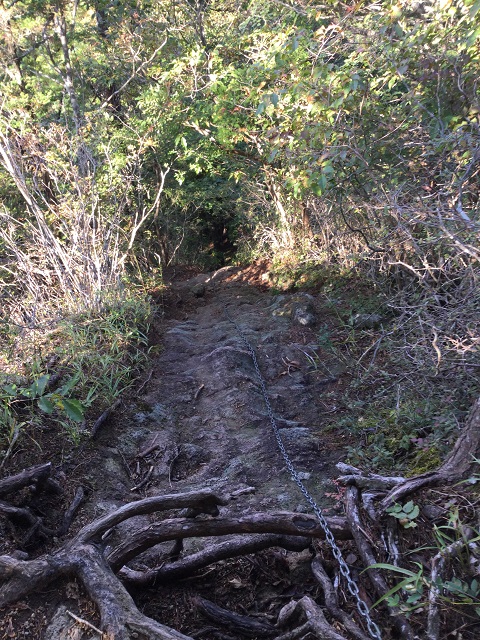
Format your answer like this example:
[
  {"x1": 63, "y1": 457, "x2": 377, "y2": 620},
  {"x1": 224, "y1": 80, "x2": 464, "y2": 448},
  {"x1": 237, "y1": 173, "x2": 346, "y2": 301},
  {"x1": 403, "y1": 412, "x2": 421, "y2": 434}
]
[
  {"x1": 32, "y1": 374, "x2": 50, "y2": 397},
  {"x1": 403, "y1": 500, "x2": 415, "y2": 513},
  {"x1": 2, "y1": 384, "x2": 18, "y2": 397},
  {"x1": 468, "y1": 0, "x2": 480, "y2": 19},
  {"x1": 371, "y1": 576, "x2": 418, "y2": 608},
  {"x1": 38, "y1": 397, "x2": 55, "y2": 414},
  {"x1": 256, "y1": 101, "x2": 265, "y2": 116},
  {"x1": 58, "y1": 374, "x2": 80, "y2": 396},
  {"x1": 62, "y1": 398, "x2": 84, "y2": 422},
  {"x1": 366, "y1": 563, "x2": 418, "y2": 577}
]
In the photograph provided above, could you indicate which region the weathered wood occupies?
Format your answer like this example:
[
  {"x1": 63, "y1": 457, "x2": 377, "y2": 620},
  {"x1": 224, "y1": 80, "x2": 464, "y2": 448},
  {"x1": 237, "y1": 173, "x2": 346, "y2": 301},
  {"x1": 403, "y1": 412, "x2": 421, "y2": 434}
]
[
  {"x1": 345, "y1": 486, "x2": 414, "y2": 640},
  {"x1": 58, "y1": 486, "x2": 85, "y2": 537},
  {"x1": 75, "y1": 488, "x2": 229, "y2": 543},
  {"x1": 277, "y1": 596, "x2": 348, "y2": 640},
  {"x1": 194, "y1": 596, "x2": 276, "y2": 637},
  {"x1": 108, "y1": 512, "x2": 351, "y2": 571},
  {"x1": 0, "y1": 546, "x2": 193, "y2": 639},
  {"x1": 311, "y1": 556, "x2": 371, "y2": 640},
  {"x1": 0, "y1": 463, "x2": 52, "y2": 497},
  {"x1": 119, "y1": 534, "x2": 310, "y2": 586},
  {"x1": 91, "y1": 398, "x2": 121, "y2": 438}
]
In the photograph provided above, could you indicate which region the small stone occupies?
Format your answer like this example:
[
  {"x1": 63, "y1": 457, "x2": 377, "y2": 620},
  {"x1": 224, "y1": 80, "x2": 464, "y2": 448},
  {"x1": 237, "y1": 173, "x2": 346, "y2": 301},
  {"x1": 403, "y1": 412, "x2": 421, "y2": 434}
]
[
  {"x1": 352, "y1": 313, "x2": 383, "y2": 329},
  {"x1": 294, "y1": 307, "x2": 316, "y2": 326},
  {"x1": 297, "y1": 471, "x2": 311, "y2": 480},
  {"x1": 422, "y1": 504, "x2": 445, "y2": 521},
  {"x1": 191, "y1": 283, "x2": 206, "y2": 297}
]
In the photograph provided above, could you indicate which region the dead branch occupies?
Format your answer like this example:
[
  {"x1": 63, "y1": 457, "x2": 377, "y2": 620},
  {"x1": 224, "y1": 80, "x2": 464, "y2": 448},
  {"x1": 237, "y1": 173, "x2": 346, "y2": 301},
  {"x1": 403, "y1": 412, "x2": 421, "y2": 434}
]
[
  {"x1": 311, "y1": 555, "x2": 371, "y2": 640},
  {"x1": 345, "y1": 486, "x2": 414, "y2": 640},
  {"x1": 91, "y1": 398, "x2": 122, "y2": 438},
  {"x1": 119, "y1": 534, "x2": 310, "y2": 586}
]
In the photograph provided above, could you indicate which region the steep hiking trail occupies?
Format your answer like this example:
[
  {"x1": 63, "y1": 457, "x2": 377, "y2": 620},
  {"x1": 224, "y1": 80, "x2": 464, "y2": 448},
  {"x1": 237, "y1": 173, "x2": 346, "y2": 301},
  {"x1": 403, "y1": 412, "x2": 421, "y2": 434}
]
[
  {"x1": 94, "y1": 265, "x2": 346, "y2": 522},
  {"x1": 1, "y1": 264, "x2": 479, "y2": 639}
]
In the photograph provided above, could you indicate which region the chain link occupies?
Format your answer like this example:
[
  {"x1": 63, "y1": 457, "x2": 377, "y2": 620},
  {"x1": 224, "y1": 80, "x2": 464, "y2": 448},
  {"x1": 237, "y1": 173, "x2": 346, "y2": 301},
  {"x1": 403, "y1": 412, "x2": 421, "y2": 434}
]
[{"x1": 224, "y1": 305, "x2": 382, "y2": 640}]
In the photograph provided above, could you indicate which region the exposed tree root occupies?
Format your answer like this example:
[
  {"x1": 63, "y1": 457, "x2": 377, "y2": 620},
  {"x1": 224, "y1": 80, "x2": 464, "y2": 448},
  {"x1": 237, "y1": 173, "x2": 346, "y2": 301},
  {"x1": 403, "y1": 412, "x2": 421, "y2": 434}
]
[
  {"x1": 345, "y1": 486, "x2": 414, "y2": 640},
  {"x1": 277, "y1": 595, "x2": 348, "y2": 639},
  {"x1": 1, "y1": 398, "x2": 478, "y2": 639},
  {"x1": 0, "y1": 462, "x2": 52, "y2": 497},
  {"x1": 194, "y1": 596, "x2": 276, "y2": 637},
  {"x1": 311, "y1": 556, "x2": 371, "y2": 640},
  {"x1": 119, "y1": 534, "x2": 311, "y2": 586},
  {"x1": 108, "y1": 511, "x2": 350, "y2": 571},
  {"x1": 0, "y1": 486, "x2": 351, "y2": 639}
]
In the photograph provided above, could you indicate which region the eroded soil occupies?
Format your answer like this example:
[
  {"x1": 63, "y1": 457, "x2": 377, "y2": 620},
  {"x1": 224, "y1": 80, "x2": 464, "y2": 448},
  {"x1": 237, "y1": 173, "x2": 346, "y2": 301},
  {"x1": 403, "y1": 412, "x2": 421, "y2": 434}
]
[{"x1": 1, "y1": 264, "x2": 360, "y2": 639}]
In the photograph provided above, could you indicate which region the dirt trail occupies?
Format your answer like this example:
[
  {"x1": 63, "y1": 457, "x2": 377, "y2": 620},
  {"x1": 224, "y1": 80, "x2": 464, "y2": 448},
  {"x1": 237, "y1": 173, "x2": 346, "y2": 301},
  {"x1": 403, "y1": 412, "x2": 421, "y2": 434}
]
[{"x1": 90, "y1": 266, "x2": 346, "y2": 531}]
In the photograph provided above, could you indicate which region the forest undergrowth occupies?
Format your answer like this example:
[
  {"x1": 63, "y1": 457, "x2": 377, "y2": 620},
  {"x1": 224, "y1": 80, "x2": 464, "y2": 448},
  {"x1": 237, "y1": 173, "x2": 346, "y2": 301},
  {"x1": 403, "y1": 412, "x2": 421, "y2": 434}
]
[{"x1": 0, "y1": 1, "x2": 479, "y2": 637}]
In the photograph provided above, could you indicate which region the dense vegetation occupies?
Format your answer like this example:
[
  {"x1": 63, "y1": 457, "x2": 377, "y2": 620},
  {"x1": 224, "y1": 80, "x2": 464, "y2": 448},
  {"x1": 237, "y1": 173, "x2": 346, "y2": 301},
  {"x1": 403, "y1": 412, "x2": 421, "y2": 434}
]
[{"x1": 0, "y1": 0, "x2": 479, "y2": 637}]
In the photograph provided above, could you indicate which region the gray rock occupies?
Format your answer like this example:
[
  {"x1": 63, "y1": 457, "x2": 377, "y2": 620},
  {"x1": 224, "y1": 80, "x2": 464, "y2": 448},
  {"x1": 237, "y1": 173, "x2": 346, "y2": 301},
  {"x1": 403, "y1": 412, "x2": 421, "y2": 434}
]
[
  {"x1": 270, "y1": 292, "x2": 317, "y2": 326},
  {"x1": 45, "y1": 605, "x2": 100, "y2": 640},
  {"x1": 352, "y1": 313, "x2": 383, "y2": 329},
  {"x1": 191, "y1": 283, "x2": 206, "y2": 297},
  {"x1": 294, "y1": 307, "x2": 316, "y2": 326},
  {"x1": 422, "y1": 504, "x2": 445, "y2": 521}
]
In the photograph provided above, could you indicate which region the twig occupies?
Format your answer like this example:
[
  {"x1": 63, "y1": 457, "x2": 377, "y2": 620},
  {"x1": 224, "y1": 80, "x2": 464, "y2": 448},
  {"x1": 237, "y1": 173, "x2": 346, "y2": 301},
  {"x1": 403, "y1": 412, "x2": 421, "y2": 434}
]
[
  {"x1": 136, "y1": 368, "x2": 154, "y2": 394},
  {"x1": 194, "y1": 383, "x2": 205, "y2": 401},
  {"x1": 130, "y1": 465, "x2": 154, "y2": 492},
  {"x1": 66, "y1": 609, "x2": 103, "y2": 635}
]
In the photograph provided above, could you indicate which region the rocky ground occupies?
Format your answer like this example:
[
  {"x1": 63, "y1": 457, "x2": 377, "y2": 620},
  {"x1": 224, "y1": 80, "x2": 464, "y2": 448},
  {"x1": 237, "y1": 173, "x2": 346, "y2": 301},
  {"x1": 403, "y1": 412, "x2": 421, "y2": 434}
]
[
  {"x1": 1, "y1": 264, "x2": 359, "y2": 639},
  {"x1": 92, "y1": 264, "x2": 347, "y2": 528}
]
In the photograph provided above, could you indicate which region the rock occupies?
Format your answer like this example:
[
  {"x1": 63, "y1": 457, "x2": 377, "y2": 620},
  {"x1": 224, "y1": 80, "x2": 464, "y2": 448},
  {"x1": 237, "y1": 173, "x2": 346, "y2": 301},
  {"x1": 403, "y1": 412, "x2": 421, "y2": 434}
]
[
  {"x1": 45, "y1": 605, "x2": 100, "y2": 640},
  {"x1": 270, "y1": 292, "x2": 317, "y2": 326},
  {"x1": 294, "y1": 306, "x2": 316, "y2": 327},
  {"x1": 352, "y1": 313, "x2": 383, "y2": 329},
  {"x1": 422, "y1": 504, "x2": 445, "y2": 521},
  {"x1": 191, "y1": 283, "x2": 206, "y2": 297}
]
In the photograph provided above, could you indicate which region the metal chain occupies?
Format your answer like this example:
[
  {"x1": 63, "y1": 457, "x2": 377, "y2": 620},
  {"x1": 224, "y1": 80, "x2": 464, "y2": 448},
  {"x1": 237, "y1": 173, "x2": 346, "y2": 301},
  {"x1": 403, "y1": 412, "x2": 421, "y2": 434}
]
[{"x1": 224, "y1": 305, "x2": 382, "y2": 640}]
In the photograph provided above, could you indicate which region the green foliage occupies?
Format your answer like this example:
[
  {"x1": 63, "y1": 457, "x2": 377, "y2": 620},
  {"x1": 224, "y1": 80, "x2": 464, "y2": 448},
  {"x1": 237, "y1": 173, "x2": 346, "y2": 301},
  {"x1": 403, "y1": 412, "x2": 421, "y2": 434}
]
[
  {"x1": 386, "y1": 501, "x2": 420, "y2": 529},
  {"x1": 369, "y1": 505, "x2": 480, "y2": 618},
  {"x1": 0, "y1": 372, "x2": 85, "y2": 462},
  {"x1": 53, "y1": 293, "x2": 151, "y2": 409}
]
